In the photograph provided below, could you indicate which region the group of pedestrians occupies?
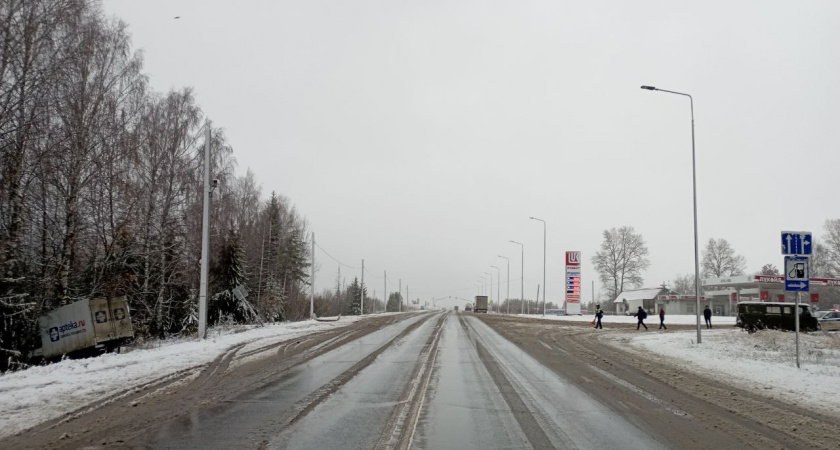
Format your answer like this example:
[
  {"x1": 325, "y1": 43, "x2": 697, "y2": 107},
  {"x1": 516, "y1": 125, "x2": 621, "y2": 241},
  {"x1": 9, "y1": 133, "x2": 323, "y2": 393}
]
[{"x1": 591, "y1": 304, "x2": 714, "y2": 330}]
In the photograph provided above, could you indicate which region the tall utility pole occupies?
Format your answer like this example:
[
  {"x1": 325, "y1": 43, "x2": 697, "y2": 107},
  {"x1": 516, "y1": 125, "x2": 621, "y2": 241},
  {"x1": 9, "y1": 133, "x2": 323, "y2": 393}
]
[
  {"x1": 510, "y1": 241, "x2": 524, "y2": 315},
  {"x1": 498, "y1": 256, "x2": 510, "y2": 314},
  {"x1": 484, "y1": 272, "x2": 493, "y2": 313},
  {"x1": 491, "y1": 266, "x2": 500, "y2": 313},
  {"x1": 198, "y1": 122, "x2": 211, "y2": 339},
  {"x1": 406, "y1": 285, "x2": 409, "y2": 311},
  {"x1": 256, "y1": 210, "x2": 272, "y2": 309},
  {"x1": 641, "y1": 85, "x2": 702, "y2": 344},
  {"x1": 383, "y1": 270, "x2": 387, "y2": 313},
  {"x1": 360, "y1": 259, "x2": 365, "y2": 315},
  {"x1": 530, "y1": 217, "x2": 547, "y2": 316},
  {"x1": 399, "y1": 279, "x2": 402, "y2": 312},
  {"x1": 310, "y1": 232, "x2": 315, "y2": 319}
]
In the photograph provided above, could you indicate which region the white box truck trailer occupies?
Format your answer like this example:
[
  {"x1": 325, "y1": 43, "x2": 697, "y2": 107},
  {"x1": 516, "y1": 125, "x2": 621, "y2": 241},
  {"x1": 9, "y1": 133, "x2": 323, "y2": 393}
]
[{"x1": 39, "y1": 296, "x2": 134, "y2": 359}]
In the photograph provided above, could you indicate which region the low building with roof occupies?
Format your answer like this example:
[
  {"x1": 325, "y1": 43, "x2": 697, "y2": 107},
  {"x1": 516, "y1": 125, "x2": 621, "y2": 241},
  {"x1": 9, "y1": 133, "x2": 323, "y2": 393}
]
[{"x1": 612, "y1": 287, "x2": 667, "y2": 315}]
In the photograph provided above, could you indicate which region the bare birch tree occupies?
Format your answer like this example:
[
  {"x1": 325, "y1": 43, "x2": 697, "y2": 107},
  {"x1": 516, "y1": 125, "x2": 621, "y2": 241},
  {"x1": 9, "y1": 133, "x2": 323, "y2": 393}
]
[
  {"x1": 0, "y1": 1, "x2": 315, "y2": 371},
  {"x1": 592, "y1": 226, "x2": 650, "y2": 302},
  {"x1": 701, "y1": 238, "x2": 746, "y2": 278},
  {"x1": 823, "y1": 219, "x2": 840, "y2": 277},
  {"x1": 671, "y1": 273, "x2": 697, "y2": 294}
]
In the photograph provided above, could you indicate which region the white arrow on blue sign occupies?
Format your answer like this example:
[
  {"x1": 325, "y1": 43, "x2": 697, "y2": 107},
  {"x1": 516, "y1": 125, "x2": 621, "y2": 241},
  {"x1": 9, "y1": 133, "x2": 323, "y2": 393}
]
[
  {"x1": 781, "y1": 231, "x2": 812, "y2": 255},
  {"x1": 784, "y1": 256, "x2": 809, "y2": 292}
]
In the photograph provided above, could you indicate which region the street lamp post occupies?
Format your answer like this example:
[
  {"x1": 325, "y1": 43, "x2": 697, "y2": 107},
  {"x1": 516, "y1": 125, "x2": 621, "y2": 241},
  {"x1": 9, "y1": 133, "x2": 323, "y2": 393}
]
[
  {"x1": 491, "y1": 265, "x2": 500, "y2": 313},
  {"x1": 530, "y1": 217, "x2": 547, "y2": 317},
  {"x1": 641, "y1": 85, "x2": 702, "y2": 344},
  {"x1": 498, "y1": 256, "x2": 510, "y2": 314},
  {"x1": 483, "y1": 271, "x2": 493, "y2": 312},
  {"x1": 310, "y1": 232, "x2": 315, "y2": 319},
  {"x1": 509, "y1": 241, "x2": 524, "y2": 315}
]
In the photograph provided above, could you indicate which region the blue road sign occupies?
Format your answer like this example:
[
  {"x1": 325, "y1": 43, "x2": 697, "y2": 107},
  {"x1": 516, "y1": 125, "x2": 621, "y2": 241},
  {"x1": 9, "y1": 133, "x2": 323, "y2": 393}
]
[
  {"x1": 781, "y1": 231, "x2": 812, "y2": 255},
  {"x1": 784, "y1": 256, "x2": 809, "y2": 292}
]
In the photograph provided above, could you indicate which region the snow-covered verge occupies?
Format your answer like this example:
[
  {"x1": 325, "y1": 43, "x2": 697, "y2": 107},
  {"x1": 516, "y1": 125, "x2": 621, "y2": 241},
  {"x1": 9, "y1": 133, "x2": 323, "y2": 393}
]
[
  {"x1": 609, "y1": 328, "x2": 840, "y2": 417},
  {"x1": 0, "y1": 314, "x2": 397, "y2": 439},
  {"x1": 517, "y1": 313, "x2": 737, "y2": 326}
]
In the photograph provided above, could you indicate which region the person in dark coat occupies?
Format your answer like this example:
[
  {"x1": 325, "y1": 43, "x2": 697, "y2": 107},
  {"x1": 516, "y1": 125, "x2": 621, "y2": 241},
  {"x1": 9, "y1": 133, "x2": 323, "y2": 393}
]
[
  {"x1": 594, "y1": 304, "x2": 603, "y2": 329},
  {"x1": 704, "y1": 305, "x2": 712, "y2": 329},
  {"x1": 659, "y1": 307, "x2": 666, "y2": 330},
  {"x1": 635, "y1": 306, "x2": 648, "y2": 330}
]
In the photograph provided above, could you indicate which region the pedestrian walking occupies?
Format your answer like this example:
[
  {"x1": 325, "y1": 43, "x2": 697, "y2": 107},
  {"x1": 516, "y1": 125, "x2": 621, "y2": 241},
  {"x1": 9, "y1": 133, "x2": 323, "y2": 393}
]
[
  {"x1": 635, "y1": 306, "x2": 648, "y2": 330},
  {"x1": 704, "y1": 305, "x2": 712, "y2": 329},
  {"x1": 594, "y1": 304, "x2": 603, "y2": 329},
  {"x1": 659, "y1": 307, "x2": 666, "y2": 330}
]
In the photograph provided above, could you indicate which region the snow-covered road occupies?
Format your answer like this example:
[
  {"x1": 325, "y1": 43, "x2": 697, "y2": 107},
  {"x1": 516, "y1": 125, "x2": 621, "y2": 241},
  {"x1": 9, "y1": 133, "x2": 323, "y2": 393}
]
[{"x1": 611, "y1": 327, "x2": 840, "y2": 418}]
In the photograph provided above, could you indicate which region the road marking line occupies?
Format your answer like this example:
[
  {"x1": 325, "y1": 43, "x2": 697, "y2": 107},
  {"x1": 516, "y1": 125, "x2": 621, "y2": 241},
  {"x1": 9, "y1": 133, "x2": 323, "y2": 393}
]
[
  {"x1": 581, "y1": 375, "x2": 593, "y2": 383},
  {"x1": 587, "y1": 364, "x2": 691, "y2": 418},
  {"x1": 538, "y1": 338, "x2": 571, "y2": 356}
]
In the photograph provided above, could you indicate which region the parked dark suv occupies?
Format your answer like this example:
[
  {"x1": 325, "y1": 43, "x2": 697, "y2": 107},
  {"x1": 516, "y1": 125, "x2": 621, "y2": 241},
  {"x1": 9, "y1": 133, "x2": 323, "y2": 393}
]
[{"x1": 736, "y1": 302, "x2": 820, "y2": 333}]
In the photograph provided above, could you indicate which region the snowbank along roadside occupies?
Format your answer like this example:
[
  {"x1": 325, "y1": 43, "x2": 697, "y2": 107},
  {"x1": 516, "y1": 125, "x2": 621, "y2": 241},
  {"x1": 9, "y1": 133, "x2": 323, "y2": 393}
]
[{"x1": 607, "y1": 328, "x2": 840, "y2": 419}]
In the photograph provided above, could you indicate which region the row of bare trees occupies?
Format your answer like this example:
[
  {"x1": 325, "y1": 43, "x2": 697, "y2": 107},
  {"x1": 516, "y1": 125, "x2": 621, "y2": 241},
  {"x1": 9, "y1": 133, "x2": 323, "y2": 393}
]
[
  {"x1": 0, "y1": 1, "x2": 311, "y2": 371},
  {"x1": 593, "y1": 220, "x2": 840, "y2": 302}
]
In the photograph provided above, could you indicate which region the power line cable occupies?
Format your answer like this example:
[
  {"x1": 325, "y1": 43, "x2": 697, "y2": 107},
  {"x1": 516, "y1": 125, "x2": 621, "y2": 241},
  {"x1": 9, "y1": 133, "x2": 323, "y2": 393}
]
[{"x1": 315, "y1": 243, "x2": 360, "y2": 270}]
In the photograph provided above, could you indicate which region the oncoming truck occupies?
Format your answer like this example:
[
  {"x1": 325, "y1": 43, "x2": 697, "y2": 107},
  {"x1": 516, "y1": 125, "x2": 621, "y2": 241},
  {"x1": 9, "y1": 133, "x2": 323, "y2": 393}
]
[
  {"x1": 39, "y1": 296, "x2": 134, "y2": 359},
  {"x1": 474, "y1": 295, "x2": 488, "y2": 313}
]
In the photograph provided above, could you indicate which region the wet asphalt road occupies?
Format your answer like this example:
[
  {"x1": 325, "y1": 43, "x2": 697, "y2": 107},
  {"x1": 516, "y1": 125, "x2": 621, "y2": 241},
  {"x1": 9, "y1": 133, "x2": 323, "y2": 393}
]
[
  {"x1": 143, "y1": 312, "x2": 669, "y2": 449},
  {"x1": 7, "y1": 312, "x2": 835, "y2": 450}
]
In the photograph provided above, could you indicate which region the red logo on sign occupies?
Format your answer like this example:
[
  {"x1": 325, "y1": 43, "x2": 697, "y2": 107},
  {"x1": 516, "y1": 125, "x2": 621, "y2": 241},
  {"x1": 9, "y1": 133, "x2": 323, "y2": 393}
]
[
  {"x1": 777, "y1": 294, "x2": 785, "y2": 303},
  {"x1": 811, "y1": 293, "x2": 820, "y2": 303},
  {"x1": 760, "y1": 291, "x2": 769, "y2": 301},
  {"x1": 566, "y1": 251, "x2": 581, "y2": 265}
]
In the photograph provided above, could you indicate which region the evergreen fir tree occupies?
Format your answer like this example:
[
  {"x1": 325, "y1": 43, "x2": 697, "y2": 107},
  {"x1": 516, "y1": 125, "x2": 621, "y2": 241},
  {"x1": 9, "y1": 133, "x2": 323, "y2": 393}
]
[
  {"x1": 210, "y1": 228, "x2": 248, "y2": 323},
  {"x1": 345, "y1": 277, "x2": 367, "y2": 316},
  {"x1": 386, "y1": 292, "x2": 403, "y2": 312}
]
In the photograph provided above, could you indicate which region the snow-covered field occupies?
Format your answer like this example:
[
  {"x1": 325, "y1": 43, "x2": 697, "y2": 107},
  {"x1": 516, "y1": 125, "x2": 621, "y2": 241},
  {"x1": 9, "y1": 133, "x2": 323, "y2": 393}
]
[
  {"x1": 0, "y1": 314, "x2": 397, "y2": 439},
  {"x1": 517, "y1": 313, "x2": 737, "y2": 326},
  {"x1": 611, "y1": 328, "x2": 840, "y2": 417}
]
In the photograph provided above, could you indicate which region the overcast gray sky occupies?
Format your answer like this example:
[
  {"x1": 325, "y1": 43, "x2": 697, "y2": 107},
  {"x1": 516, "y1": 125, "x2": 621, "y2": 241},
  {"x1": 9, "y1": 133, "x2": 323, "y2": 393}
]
[{"x1": 103, "y1": 0, "x2": 839, "y2": 310}]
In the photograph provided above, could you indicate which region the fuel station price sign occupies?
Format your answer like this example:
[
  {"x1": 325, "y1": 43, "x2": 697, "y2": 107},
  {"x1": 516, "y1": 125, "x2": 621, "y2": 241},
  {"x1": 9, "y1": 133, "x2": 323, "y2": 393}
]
[{"x1": 565, "y1": 251, "x2": 581, "y2": 304}]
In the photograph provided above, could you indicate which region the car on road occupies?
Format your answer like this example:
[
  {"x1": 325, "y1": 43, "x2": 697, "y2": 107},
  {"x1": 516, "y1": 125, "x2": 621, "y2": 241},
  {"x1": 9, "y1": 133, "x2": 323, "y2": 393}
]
[
  {"x1": 817, "y1": 310, "x2": 840, "y2": 331},
  {"x1": 465, "y1": 304, "x2": 473, "y2": 312}
]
